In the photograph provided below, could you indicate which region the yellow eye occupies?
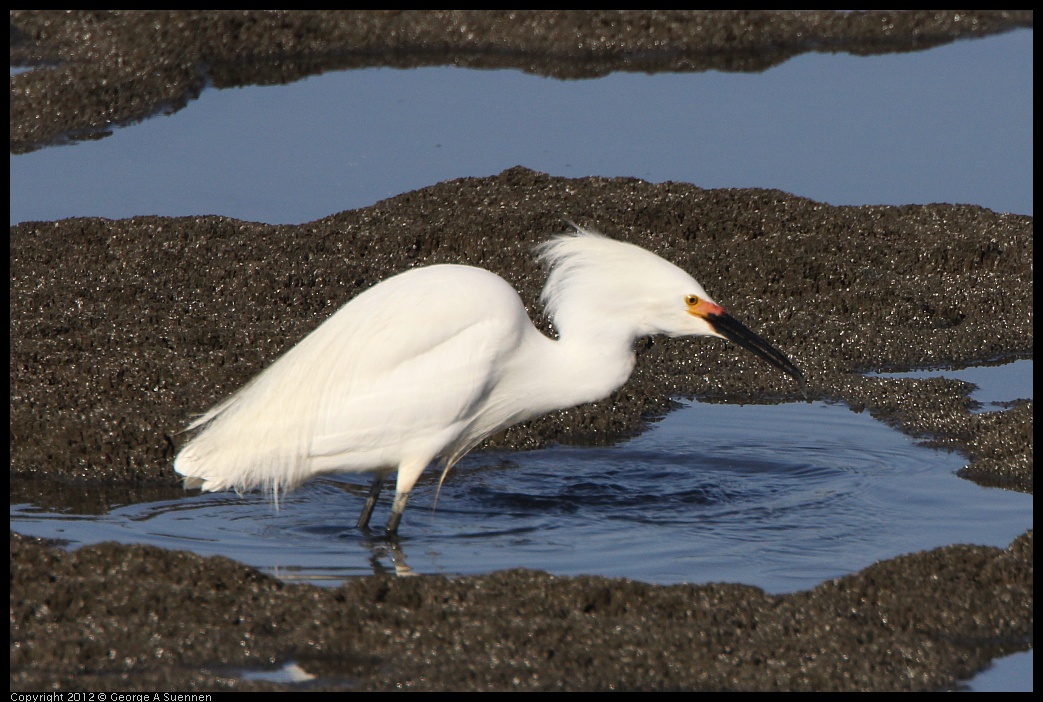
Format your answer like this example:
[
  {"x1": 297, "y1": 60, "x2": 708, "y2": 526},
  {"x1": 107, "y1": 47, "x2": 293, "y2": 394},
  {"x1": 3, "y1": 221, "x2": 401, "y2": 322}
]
[{"x1": 685, "y1": 294, "x2": 700, "y2": 306}]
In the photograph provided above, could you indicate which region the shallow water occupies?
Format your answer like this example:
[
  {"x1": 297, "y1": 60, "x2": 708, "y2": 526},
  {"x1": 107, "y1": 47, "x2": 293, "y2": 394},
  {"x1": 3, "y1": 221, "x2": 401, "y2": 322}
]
[
  {"x1": 9, "y1": 29, "x2": 1031, "y2": 225},
  {"x1": 10, "y1": 361, "x2": 1032, "y2": 596},
  {"x1": 868, "y1": 359, "x2": 1034, "y2": 413}
]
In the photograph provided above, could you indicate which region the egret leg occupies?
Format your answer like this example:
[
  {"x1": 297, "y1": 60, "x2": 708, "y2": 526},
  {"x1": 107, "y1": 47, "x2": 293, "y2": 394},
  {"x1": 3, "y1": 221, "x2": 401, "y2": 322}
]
[
  {"x1": 356, "y1": 474, "x2": 385, "y2": 529},
  {"x1": 386, "y1": 491, "x2": 410, "y2": 535}
]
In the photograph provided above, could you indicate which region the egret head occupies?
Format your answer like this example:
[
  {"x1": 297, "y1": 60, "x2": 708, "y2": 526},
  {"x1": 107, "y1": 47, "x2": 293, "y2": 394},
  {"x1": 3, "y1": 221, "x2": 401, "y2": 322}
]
[{"x1": 536, "y1": 227, "x2": 803, "y2": 384}]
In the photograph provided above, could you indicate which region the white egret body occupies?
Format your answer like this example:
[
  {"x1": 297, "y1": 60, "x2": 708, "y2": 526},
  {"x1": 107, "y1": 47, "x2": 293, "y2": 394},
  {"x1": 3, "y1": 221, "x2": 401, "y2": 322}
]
[{"x1": 174, "y1": 228, "x2": 803, "y2": 534}]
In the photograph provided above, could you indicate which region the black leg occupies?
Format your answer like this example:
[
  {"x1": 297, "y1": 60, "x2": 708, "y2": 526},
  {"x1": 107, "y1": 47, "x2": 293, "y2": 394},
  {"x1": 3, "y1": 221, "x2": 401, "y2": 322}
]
[
  {"x1": 356, "y1": 474, "x2": 385, "y2": 529},
  {"x1": 386, "y1": 491, "x2": 410, "y2": 535}
]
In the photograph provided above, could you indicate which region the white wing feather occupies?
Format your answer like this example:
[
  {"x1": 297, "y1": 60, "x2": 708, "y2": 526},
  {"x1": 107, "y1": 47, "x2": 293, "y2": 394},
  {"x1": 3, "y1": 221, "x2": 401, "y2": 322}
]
[{"x1": 174, "y1": 264, "x2": 527, "y2": 497}]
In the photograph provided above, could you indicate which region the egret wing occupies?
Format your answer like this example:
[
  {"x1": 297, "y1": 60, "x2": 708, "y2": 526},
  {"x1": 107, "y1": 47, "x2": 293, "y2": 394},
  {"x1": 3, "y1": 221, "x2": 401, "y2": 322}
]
[{"x1": 174, "y1": 264, "x2": 529, "y2": 495}]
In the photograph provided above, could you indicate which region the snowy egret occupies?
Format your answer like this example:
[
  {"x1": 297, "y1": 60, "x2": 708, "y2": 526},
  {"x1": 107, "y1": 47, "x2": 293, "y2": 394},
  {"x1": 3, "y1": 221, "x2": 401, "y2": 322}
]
[{"x1": 174, "y1": 227, "x2": 803, "y2": 534}]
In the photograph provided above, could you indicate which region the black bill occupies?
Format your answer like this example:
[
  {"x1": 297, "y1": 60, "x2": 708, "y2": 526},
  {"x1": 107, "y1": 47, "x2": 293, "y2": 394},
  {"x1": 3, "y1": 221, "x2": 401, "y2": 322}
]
[{"x1": 705, "y1": 311, "x2": 805, "y2": 386}]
